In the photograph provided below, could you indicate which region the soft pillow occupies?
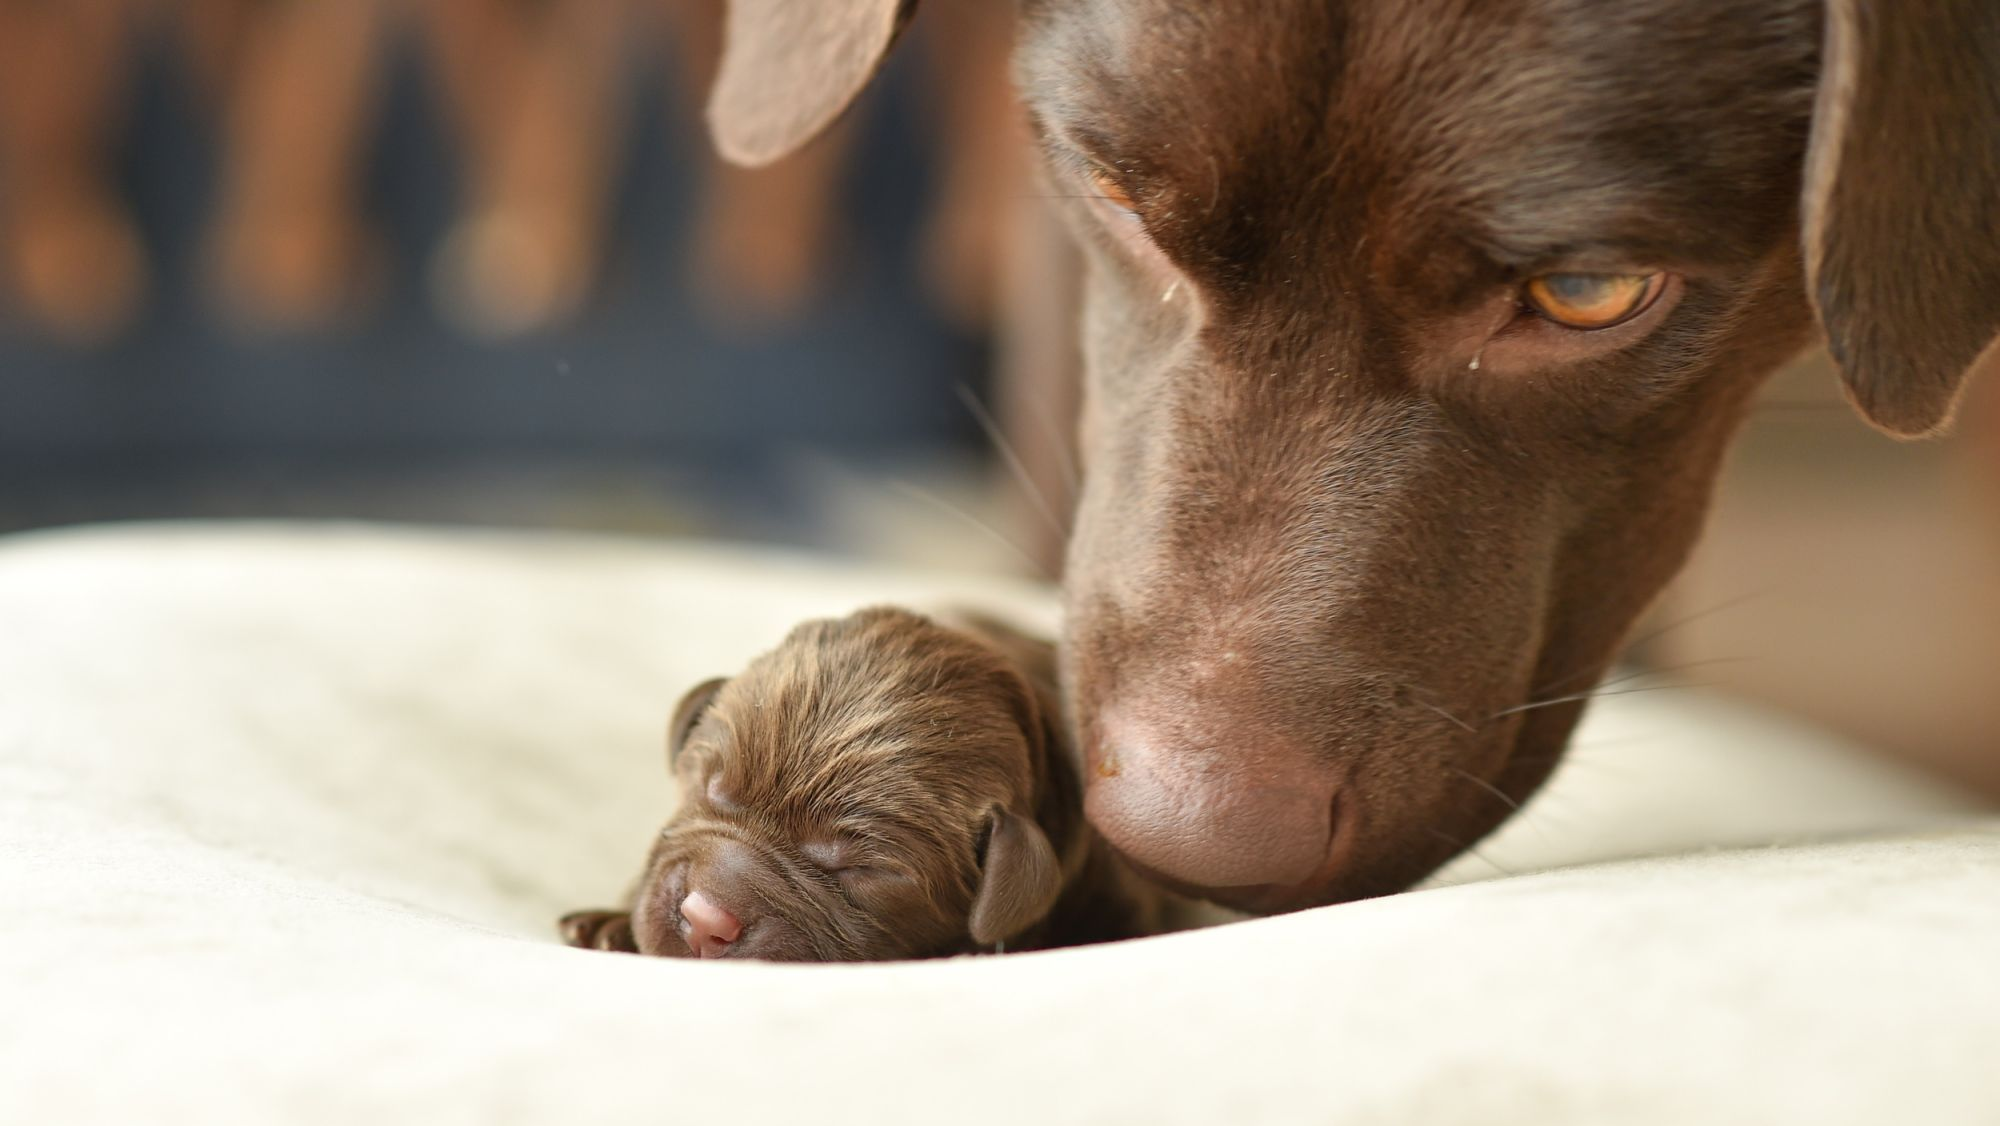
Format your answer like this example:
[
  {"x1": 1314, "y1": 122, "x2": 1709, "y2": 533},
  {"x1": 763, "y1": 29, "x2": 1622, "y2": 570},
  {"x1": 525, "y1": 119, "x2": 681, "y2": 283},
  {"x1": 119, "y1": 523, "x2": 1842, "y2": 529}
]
[{"x1": 1, "y1": 523, "x2": 1993, "y2": 1125}]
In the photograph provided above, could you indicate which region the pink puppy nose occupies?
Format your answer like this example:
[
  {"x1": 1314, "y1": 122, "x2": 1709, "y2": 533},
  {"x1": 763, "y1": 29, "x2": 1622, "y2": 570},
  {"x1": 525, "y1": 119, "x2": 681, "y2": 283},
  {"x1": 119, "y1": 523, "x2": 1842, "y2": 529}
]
[{"x1": 679, "y1": 889, "x2": 743, "y2": 958}]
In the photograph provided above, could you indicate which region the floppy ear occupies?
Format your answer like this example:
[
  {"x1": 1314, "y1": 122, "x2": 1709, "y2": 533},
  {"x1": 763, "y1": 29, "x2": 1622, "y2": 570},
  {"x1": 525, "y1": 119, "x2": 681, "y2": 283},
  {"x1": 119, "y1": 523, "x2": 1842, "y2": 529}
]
[
  {"x1": 1803, "y1": 0, "x2": 2000, "y2": 437},
  {"x1": 968, "y1": 805, "x2": 1064, "y2": 946},
  {"x1": 707, "y1": 0, "x2": 919, "y2": 167},
  {"x1": 667, "y1": 677, "x2": 728, "y2": 764}
]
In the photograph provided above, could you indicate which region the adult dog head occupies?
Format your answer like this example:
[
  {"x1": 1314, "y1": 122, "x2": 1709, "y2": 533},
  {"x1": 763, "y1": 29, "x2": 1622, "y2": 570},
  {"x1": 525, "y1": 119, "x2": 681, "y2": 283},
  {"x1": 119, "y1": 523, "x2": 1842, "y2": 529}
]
[{"x1": 706, "y1": 0, "x2": 2000, "y2": 912}]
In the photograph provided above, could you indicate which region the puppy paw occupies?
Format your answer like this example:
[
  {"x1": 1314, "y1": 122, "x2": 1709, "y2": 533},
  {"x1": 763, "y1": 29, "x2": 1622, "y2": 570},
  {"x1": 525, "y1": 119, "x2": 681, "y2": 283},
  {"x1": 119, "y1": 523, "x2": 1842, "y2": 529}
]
[{"x1": 558, "y1": 909, "x2": 637, "y2": 953}]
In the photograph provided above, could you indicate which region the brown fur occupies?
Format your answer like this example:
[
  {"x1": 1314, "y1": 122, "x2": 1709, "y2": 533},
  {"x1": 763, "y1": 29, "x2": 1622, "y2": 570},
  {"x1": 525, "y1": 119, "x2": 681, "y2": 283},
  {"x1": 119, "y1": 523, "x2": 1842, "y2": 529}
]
[
  {"x1": 705, "y1": 0, "x2": 2000, "y2": 914},
  {"x1": 561, "y1": 607, "x2": 1161, "y2": 961}
]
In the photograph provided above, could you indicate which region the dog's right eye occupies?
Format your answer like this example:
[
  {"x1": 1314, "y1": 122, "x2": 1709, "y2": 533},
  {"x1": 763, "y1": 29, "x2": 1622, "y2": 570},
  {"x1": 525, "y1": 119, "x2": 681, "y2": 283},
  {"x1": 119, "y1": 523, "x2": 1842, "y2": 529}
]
[
  {"x1": 1523, "y1": 272, "x2": 1665, "y2": 330},
  {"x1": 1084, "y1": 167, "x2": 1143, "y2": 226}
]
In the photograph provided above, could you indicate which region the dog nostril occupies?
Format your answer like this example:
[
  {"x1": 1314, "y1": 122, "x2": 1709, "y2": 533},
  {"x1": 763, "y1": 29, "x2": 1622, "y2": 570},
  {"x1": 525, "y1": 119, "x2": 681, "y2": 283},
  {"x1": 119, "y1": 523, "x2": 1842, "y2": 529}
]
[{"x1": 679, "y1": 888, "x2": 743, "y2": 958}]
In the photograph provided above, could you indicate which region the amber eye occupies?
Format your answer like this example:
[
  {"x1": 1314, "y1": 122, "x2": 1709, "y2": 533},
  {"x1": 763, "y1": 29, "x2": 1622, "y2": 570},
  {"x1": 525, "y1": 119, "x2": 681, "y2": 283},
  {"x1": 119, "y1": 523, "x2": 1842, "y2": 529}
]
[
  {"x1": 1523, "y1": 272, "x2": 1665, "y2": 329},
  {"x1": 1085, "y1": 167, "x2": 1141, "y2": 223}
]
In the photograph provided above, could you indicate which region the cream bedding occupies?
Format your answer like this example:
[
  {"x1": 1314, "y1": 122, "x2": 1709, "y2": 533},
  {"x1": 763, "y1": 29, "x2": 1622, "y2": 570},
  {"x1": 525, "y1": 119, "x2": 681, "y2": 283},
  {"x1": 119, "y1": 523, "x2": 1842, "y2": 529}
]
[{"x1": 2, "y1": 523, "x2": 1994, "y2": 1125}]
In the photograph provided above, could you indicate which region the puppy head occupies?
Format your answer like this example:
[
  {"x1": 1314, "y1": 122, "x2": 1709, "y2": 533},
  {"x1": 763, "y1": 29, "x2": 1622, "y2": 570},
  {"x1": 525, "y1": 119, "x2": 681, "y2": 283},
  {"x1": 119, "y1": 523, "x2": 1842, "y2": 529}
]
[{"x1": 628, "y1": 608, "x2": 1066, "y2": 961}]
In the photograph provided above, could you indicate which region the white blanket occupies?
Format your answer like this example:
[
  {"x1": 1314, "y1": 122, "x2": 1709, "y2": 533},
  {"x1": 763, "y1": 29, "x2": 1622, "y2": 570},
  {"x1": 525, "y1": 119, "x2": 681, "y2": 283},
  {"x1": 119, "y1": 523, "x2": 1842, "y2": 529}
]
[{"x1": 2, "y1": 523, "x2": 1995, "y2": 1125}]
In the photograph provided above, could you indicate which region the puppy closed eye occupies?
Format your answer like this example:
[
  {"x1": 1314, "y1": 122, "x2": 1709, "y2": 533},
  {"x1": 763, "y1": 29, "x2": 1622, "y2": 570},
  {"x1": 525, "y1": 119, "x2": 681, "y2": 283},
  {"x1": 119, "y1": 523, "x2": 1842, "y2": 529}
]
[
  {"x1": 829, "y1": 865, "x2": 908, "y2": 891},
  {"x1": 1523, "y1": 271, "x2": 1665, "y2": 329},
  {"x1": 800, "y1": 841, "x2": 912, "y2": 895}
]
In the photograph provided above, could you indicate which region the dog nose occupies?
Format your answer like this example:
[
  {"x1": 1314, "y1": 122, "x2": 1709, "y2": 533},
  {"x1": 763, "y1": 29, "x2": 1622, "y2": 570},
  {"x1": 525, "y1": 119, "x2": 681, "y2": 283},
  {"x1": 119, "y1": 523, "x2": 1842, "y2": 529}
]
[
  {"x1": 1084, "y1": 718, "x2": 1336, "y2": 893},
  {"x1": 679, "y1": 888, "x2": 744, "y2": 958}
]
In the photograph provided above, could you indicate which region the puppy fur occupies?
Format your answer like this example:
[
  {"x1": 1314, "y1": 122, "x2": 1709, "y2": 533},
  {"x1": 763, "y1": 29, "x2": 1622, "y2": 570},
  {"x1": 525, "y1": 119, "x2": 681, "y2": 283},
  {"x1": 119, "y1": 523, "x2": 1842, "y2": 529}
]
[{"x1": 561, "y1": 607, "x2": 1163, "y2": 961}]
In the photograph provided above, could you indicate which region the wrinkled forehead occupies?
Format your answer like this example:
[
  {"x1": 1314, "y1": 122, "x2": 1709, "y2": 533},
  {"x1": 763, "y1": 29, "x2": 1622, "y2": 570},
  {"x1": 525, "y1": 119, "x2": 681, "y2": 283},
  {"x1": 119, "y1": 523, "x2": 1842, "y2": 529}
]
[
  {"x1": 695, "y1": 637, "x2": 1031, "y2": 831},
  {"x1": 1018, "y1": 0, "x2": 1818, "y2": 284}
]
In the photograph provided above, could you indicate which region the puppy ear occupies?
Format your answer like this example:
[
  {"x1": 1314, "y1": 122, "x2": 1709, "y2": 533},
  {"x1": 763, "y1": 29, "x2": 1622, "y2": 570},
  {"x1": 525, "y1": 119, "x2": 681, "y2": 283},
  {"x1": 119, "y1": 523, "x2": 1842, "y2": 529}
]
[
  {"x1": 968, "y1": 805, "x2": 1064, "y2": 946},
  {"x1": 667, "y1": 677, "x2": 728, "y2": 763},
  {"x1": 708, "y1": 0, "x2": 919, "y2": 167},
  {"x1": 1803, "y1": 0, "x2": 2000, "y2": 437}
]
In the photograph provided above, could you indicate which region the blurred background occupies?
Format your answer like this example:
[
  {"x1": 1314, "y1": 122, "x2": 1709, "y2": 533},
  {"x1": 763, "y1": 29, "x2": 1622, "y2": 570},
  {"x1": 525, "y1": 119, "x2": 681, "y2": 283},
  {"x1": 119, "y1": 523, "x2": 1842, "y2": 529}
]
[
  {"x1": 3, "y1": 0, "x2": 1996, "y2": 798},
  {"x1": 0, "y1": 0, "x2": 1041, "y2": 569}
]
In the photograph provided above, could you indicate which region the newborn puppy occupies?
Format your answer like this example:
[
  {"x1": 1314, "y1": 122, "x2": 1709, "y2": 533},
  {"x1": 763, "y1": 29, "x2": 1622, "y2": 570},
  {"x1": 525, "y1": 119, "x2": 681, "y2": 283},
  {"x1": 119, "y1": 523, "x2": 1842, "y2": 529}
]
[{"x1": 560, "y1": 607, "x2": 1162, "y2": 961}]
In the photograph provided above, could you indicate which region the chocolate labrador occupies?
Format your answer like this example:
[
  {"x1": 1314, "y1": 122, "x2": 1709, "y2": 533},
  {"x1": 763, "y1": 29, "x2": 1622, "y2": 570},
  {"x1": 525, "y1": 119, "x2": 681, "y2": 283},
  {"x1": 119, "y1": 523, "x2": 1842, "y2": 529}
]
[
  {"x1": 561, "y1": 607, "x2": 1162, "y2": 960},
  {"x1": 704, "y1": 0, "x2": 2000, "y2": 913}
]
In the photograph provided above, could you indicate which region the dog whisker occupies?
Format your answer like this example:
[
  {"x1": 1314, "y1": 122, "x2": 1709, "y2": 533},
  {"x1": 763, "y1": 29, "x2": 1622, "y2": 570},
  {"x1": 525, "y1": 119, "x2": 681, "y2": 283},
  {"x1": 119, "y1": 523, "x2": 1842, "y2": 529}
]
[
  {"x1": 1445, "y1": 764, "x2": 1520, "y2": 812},
  {"x1": 954, "y1": 382, "x2": 1069, "y2": 539},
  {"x1": 1539, "y1": 588, "x2": 1776, "y2": 695},
  {"x1": 885, "y1": 479, "x2": 1057, "y2": 581},
  {"x1": 1424, "y1": 827, "x2": 1513, "y2": 878},
  {"x1": 1407, "y1": 697, "x2": 1475, "y2": 734},
  {"x1": 963, "y1": 377, "x2": 1079, "y2": 505},
  {"x1": 1518, "y1": 655, "x2": 1750, "y2": 724},
  {"x1": 1488, "y1": 678, "x2": 1714, "y2": 723},
  {"x1": 1592, "y1": 657, "x2": 1753, "y2": 692},
  {"x1": 1017, "y1": 391, "x2": 1080, "y2": 505}
]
